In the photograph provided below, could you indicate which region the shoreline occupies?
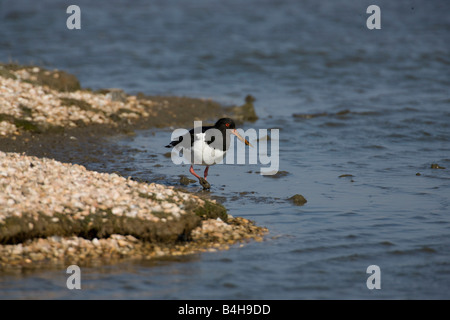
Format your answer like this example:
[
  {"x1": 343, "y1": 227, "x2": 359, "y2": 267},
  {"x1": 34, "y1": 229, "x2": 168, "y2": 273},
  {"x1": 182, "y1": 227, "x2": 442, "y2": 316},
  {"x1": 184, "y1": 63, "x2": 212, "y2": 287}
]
[{"x1": 0, "y1": 63, "x2": 266, "y2": 271}]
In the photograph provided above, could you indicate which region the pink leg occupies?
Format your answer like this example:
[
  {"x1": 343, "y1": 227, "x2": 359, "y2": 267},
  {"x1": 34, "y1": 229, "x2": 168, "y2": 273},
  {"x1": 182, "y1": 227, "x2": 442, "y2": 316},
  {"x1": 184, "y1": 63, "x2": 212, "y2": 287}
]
[
  {"x1": 189, "y1": 165, "x2": 202, "y2": 180},
  {"x1": 204, "y1": 166, "x2": 210, "y2": 179}
]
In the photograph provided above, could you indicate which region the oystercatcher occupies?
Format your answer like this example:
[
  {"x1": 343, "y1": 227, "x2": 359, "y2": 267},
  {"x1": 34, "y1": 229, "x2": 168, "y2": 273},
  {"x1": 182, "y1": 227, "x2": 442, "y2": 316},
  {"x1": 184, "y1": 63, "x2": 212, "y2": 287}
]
[{"x1": 165, "y1": 118, "x2": 252, "y2": 189}]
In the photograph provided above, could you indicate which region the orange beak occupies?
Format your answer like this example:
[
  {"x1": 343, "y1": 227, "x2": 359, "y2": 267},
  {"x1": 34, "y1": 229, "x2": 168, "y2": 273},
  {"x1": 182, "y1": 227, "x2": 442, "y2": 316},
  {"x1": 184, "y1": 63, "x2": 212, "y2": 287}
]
[{"x1": 231, "y1": 129, "x2": 253, "y2": 147}]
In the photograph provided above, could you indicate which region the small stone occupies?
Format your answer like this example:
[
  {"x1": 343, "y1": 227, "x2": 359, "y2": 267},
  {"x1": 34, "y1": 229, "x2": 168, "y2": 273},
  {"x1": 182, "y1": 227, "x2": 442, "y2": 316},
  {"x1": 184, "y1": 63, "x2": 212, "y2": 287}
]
[
  {"x1": 112, "y1": 207, "x2": 123, "y2": 215},
  {"x1": 117, "y1": 240, "x2": 129, "y2": 247},
  {"x1": 106, "y1": 89, "x2": 127, "y2": 102},
  {"x1": 199, "y1": 178, "x2": 211, "y2": 190},
  {"x1": 288, "y1": 194, "x2": 307, "y2": 206},
  {"x1": 179, "y1": 175, "x2": 195, "y2": 185},
  {"x1": 262, "y1": 170, "x2": 289, "y2": 178}
]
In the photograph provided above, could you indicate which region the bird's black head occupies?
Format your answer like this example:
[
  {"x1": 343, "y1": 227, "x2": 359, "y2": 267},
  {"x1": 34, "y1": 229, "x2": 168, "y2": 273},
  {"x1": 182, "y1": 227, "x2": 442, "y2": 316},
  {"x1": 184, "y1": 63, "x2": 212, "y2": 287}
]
[
  {"x1": 212, "y1": 117, "x2": 252, "y2": 148},
  {"x1": 214, "y1": 118, "x2": 236, "y2": 131}
]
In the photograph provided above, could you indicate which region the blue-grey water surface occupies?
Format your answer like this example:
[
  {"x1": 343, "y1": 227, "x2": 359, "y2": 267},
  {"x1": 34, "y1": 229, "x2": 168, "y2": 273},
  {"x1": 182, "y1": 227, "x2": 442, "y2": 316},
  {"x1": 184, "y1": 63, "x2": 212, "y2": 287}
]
[{"x1": 0, "y1": 0, "x2": 449, "y2": 299}]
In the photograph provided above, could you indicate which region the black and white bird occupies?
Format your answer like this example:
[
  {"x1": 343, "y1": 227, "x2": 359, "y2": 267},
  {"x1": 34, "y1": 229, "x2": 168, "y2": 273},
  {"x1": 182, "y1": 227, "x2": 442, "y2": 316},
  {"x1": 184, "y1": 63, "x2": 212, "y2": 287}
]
[{"x1": 165, "y1": 118, "x2": 252, "y2": 189}]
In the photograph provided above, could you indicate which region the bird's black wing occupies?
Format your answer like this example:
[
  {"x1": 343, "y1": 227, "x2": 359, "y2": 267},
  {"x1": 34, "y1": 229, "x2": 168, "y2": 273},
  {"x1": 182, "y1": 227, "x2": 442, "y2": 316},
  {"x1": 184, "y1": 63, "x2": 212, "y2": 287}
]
[
  {"x1": 165, "y1": 125, "x2": 216, "y2": 148},
  {"x1": 201, "y1": 125, "x2": 217, "y2": 145}
]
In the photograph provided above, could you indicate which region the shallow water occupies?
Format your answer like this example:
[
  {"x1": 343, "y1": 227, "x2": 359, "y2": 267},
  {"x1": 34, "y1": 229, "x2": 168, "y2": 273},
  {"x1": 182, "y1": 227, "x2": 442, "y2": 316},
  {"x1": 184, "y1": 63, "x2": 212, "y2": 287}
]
[{"x1": 1, "y1": 0, "x2": 450, "y2": 299}]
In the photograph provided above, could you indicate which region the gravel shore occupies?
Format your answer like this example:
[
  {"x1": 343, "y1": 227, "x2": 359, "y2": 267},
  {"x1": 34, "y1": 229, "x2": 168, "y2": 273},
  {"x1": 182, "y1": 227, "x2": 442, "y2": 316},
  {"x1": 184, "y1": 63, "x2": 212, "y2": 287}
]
[
  {"x1": 0, "y1": 63, "x2": 267, "y2": 270},
  {"x1": 0, "y1": 151, "x2": 266, "y2": 270},
  {"x1": 0, "y1": 63, "x2": 229, "y2": 136}
]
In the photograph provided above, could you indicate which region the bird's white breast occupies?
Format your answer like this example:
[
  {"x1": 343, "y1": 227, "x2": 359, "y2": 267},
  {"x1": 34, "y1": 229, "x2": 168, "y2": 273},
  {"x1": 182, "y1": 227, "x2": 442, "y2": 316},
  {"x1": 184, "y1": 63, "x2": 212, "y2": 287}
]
[{"x1": 186, "y1": 133, "x2": 226, "y2": 165}]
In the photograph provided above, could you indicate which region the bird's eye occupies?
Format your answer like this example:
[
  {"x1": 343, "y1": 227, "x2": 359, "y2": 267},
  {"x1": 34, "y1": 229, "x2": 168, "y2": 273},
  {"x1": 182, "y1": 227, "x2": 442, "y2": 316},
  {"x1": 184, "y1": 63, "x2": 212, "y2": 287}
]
[{"x1": 226, "y1": 123, "x2": 230, "y2": 127}]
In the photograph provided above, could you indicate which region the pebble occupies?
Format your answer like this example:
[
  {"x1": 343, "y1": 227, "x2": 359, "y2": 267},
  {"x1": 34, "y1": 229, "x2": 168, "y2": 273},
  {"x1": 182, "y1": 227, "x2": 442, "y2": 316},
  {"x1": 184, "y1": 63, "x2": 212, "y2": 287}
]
[
  {"x1": 288, "y1": 194, "x2": 307, "y2": 206},
  {"x1": 430, "y1": 163, "x2": 445, "y2": 169}
]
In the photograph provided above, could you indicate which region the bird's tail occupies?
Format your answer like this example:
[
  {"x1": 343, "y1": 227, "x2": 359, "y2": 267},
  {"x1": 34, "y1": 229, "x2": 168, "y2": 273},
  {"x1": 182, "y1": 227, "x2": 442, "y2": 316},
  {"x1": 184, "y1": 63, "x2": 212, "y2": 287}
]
[
  {"x1": 165, "y1": 141, "x2": 178, "y2": 148},
  {"x1": 166, "y1": 134, "x2": 184, "y2": 148},
  {"x1": 165, "y1": 137, "x2": 182, "y2": 148}
]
